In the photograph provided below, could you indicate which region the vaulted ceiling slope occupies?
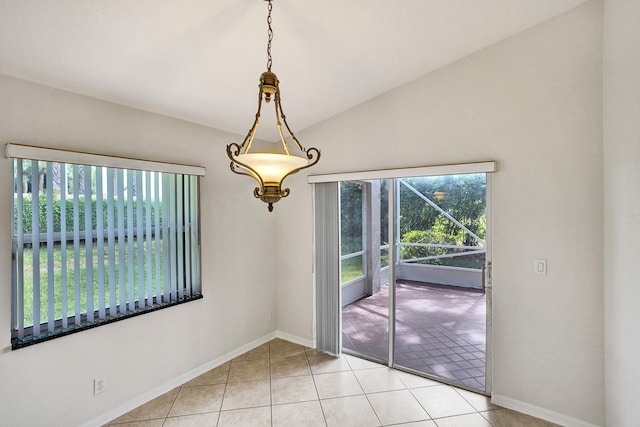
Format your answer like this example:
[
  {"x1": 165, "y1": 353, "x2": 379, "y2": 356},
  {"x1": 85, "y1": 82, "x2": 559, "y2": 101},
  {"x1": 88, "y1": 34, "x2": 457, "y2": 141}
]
[{"x1": 0, "y1": 0, "x2": 587, "y2": 140}]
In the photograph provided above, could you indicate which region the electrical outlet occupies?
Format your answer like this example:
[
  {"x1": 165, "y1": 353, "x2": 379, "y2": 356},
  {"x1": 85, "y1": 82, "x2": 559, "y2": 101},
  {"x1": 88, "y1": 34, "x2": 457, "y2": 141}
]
[
  {"x1": 269, "y1": 311, "x2": 274, "y2": 321},
  {"x1": 94, "y1": 377, "x2": 106, "y2": 395}
]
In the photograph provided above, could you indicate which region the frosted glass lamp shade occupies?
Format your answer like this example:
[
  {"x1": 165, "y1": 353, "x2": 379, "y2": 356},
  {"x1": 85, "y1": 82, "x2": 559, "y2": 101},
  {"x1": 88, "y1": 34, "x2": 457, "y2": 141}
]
[{"x1": 236, "y1": 153, "x2": 308, "y2": 183}]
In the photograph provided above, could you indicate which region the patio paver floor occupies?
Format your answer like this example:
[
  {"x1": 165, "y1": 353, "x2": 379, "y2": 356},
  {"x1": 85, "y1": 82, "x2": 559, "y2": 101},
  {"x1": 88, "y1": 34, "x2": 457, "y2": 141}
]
[{"x1": 342, "y1": 280, "x2": 486, "y2": 391}]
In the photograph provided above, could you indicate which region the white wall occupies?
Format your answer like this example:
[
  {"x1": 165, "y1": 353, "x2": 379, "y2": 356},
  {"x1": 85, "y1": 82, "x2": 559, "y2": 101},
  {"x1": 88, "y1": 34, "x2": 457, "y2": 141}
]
[
  {"x1": 277, "y1": 2, "x2": 604, "y2": 425},
  {"x1": 0, "y1": 75, "x2": 276, "y2": 426},
  {"x1": 603, "y1": 0, "x2": 640, "y2": 425},
  {"x1": 0, "y1": 1, "x2": 618, "y2": 425}
]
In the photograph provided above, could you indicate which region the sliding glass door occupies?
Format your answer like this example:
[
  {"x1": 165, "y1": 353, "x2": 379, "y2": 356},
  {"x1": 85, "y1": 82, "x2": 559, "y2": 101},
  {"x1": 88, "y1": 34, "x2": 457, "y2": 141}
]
[
  {"x1": 322, "y1": 167, "x2": 492, "y2": 393},
  {"x1": 392, "y1": 174, "x2": 489, "y2": 392},
  {"x1": 340, "y1": 180, "x2": 389, "y2": 363}
]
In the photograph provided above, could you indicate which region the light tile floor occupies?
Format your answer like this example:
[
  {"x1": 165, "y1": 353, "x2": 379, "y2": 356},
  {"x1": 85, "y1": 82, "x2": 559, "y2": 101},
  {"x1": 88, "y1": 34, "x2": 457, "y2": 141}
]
[{"x1": 105, "y1": 338, "x2": 559, "y2": 427}]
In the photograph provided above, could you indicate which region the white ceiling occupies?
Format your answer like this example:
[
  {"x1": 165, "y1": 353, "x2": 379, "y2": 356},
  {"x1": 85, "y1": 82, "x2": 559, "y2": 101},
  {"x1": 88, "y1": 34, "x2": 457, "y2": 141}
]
[{"x1": 0, "y1": 0, "x2": 587, "y2": 141}]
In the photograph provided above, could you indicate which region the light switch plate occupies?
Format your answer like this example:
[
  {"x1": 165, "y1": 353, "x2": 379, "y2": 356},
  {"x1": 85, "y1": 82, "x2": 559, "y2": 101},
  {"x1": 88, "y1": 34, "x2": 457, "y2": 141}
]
[{"x1": 535, "y1": 259, "x2": 547, "y2": 275}]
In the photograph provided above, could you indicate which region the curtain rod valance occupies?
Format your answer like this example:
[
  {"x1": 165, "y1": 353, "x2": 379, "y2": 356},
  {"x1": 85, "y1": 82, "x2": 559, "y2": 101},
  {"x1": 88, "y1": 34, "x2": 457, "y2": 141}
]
[
  {"x1": 5, "y1": 143, "x2": 206, "y2": 176},
  {"x1": 307, "y1": 161, "x2": 496, "y2": 183}
]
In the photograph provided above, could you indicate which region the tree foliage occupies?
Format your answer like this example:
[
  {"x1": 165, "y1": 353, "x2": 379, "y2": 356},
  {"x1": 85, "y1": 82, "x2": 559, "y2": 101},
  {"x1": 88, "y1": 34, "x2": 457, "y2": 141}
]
[
  {"x1": 339, "y1": 174, "x2": 486, "y2": 260},
  {"x1": 400, "y1": 218, "x2": 463, "y2": 264},
  {"x1": 340, "y1": 182, "x2": 363, "y2": 254},
  {"x1": 13, "y1": 160, "x2": 138, "y2": 198},
  {"x1": 14, "y1": 195, "x2": 162, "y2": 234},
  {"x1": 399, "y1": 174, "x2": 486, "y2": 245}
]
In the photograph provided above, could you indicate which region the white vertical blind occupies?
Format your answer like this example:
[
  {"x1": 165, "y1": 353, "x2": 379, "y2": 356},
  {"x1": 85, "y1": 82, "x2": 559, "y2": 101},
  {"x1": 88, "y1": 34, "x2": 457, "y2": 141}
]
[
  {"x1": 176, "y1": 175, "x2": 184, "y2": 300},
  {"x1": 184, "y1": 178, "x2": 192, "y2": 298},
  {"x1": 126, "y1": 169, "x2": 135, "y2": 312},
  {"x1": 162, "y1": 173, "x2": 171, "y2": 300},
  {"x1": 145, "y1": 173, "x2": 152, "y2": 307},
  {"x1": 31, "y1": 160, "x2": 40, "y2": 337},
  {"x1": 117, "y1": 169, "x2": 126, "y2": 314},
  {"x1": 190, "y1": 177, "x2": 200, "y2": 290},
  {"x1": 314, "y1": 182, "x2": 341, "y2": 355},
  {"x1": 96, "y1": 167, "x2": 105, "y2": 320},
  {"x1": 60, "y1": 164, "x2": 68, "y2": 329},
  {"x1": 73, "y1": 165, "x2": 81, "y2": 325},
  {"x1": 168, "y1": 175, "x2": 177, "y2": 301},
  {"x1": 154, "y1": 172, "x2": 161, "y2": 300},
  {"x1": 10, "y1": 153, "x2": 202, "y2": 349},
  {"x1": 136, "y1": 170, "x2": 145, "y2": 308},
  {"x1": 46, "y1": 162, "x2": 54, "y2": 333},
  {"x1": 15, "y1": 161, "x2": 24, "y2": 340},
  {"x1": 107, "y1": 168, "x2": 116, "y2": 314},
  {"x1": 84, "y1": 167, "x2": 94, "y2": 323}
]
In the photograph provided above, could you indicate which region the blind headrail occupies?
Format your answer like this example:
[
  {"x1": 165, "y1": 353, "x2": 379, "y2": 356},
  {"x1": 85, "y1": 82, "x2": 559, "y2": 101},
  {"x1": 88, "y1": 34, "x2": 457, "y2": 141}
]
[
  {"x1": 5, "y1": 143, "x2": 206, "y2": 176},
  {"x1": 308, "y1": 161, "x2": 496, "y2": 183}
]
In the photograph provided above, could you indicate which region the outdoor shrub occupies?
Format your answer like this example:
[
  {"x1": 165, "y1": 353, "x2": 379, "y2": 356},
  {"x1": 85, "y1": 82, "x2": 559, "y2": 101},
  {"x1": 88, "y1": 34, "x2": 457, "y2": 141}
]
[{"x1": 13, "y1": 194, "x2": 163, "y2": 234}]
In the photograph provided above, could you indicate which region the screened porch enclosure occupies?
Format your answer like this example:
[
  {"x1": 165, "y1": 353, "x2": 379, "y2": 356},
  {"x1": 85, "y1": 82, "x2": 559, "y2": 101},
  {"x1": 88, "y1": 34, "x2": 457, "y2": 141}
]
[
  {"x1": 339, "y1": 174, "x2": 488, "y2": 392},
  {"x1": 342, "y1": 280, "x2": 487, "y2": 390}
]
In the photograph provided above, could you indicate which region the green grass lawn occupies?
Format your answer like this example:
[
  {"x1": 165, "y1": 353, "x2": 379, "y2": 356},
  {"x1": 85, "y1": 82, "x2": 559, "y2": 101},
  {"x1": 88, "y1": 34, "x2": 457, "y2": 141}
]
[
  {"x1": 17, "y1": 241, "x2": 164, "y2": 327},
  {"x1": 341, "y1": 249, "x2": 390, "y2": 284},
  {"x1": 341, "y1": 255, "x2": 364, "y2": 284}
]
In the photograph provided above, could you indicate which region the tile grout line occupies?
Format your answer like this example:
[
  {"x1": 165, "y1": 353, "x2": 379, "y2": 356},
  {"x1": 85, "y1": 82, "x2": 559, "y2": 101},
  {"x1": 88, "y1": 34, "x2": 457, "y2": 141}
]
[
  {"x1": 406, "y1": 385, "x2": 435, "y2": 422},
  {"x1": 306, "y1": 347, "x2": 329, "y2": 427},
  {"x1": 347, "y1": 357, "x2": 382, "y2": 425},
  {"x1": 162, "y1": 383, "x2": 182, "y2": 425},
  {"x1": 107, "y1": 340, "x2": 552, "y2": 427},
  {"x1": 216, "y1": 360, "x2": 231, "y2": 426}
]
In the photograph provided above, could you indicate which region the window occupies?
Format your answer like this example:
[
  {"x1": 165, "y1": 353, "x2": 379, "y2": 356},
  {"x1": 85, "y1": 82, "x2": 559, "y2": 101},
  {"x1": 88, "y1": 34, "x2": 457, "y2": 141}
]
[
  {"x1": 339, "y1": 181, "x2": 365, "y2": 284},
  {"x1": 8, "y1": 144, "x2": 204, "y2": 349}
]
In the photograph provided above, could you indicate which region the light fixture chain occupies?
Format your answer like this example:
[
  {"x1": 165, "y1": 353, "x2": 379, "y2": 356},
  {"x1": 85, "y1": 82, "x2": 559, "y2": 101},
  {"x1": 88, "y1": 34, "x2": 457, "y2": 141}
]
[
  {"x1": 227, "y1": 0, "x2": 321, "y2": 211},
  {"x1": 266, "y1": 0, "x2": 273, "y2": 71}
]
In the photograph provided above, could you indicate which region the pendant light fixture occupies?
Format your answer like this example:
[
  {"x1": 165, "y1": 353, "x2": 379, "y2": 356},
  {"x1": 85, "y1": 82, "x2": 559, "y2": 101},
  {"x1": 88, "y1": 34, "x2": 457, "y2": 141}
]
[{"x1": 227, "y1": 0, "x2": 320, "y2": 212}]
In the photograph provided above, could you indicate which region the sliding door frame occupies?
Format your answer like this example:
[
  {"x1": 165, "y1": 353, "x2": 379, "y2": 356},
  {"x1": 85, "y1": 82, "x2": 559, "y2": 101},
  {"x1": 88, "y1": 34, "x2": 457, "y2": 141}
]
[{"x1": 311, "y1": 161, "x2": 496, "y2": 393}]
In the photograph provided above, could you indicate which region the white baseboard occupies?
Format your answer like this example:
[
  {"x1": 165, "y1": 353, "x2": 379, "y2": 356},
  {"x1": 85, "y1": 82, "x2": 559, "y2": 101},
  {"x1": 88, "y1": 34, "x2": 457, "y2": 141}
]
[
  {"x1": 86, "y1": 333, "x2": 604, "y2": 427},
  {"x1": 491, "y1": 394, "x2": 602, "y2": 427},
  {"x1": 83, "y1": 331, "x2": 289, "y2": 427},
  {"x1": 275, "y1": 330, "x2": 314, "y2": 348}
]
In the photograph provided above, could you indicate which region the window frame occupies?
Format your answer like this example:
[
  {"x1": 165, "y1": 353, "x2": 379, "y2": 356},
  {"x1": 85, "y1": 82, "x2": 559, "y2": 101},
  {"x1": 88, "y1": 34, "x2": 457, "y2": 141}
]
[{"x1": 7, "y1": 143, "x2": 206, "y2": 350}]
